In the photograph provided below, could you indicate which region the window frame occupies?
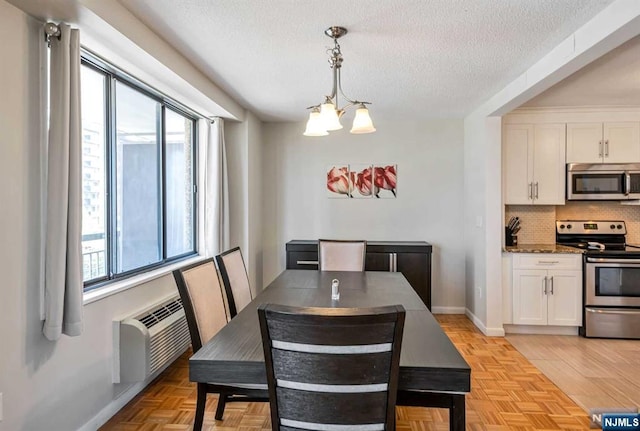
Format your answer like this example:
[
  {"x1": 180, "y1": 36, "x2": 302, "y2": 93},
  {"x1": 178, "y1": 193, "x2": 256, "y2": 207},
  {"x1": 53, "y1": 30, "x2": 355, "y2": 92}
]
[{"x1": 81, "y1": 50, "x2": 199, "y2": 291}]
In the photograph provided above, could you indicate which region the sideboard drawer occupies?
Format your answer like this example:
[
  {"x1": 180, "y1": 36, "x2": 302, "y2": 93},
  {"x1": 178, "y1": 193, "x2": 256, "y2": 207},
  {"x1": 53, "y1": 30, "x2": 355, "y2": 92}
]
[{"x1": 287, "y1": 251, "x2": 319, "y2": 270}]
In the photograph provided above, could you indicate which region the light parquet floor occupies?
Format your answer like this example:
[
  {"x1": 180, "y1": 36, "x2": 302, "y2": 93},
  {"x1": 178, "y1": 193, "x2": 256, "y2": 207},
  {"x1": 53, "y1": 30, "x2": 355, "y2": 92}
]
[
  {"x1": 100, "y1": 315, "x2": 591, "y2": 431},
  {"x1": 507, "y1": 333, "x2": 640, "y2": 413}
]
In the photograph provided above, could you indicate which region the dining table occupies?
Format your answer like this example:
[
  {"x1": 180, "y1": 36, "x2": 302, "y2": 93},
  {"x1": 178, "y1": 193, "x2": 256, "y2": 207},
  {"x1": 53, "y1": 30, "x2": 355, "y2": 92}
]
[{"x1": 189, "y1": 270, "x2": 471, "y2": 430}]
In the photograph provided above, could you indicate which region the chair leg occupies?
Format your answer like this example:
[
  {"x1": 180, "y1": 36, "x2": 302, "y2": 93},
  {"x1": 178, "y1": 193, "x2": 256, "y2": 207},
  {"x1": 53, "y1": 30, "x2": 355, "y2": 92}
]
[
  {"x1": 194, "y1": 383, "x2": 206, "y2": 431},
  {"x1": 215, "y1": 392, "x2": 227, "y2": 420}
]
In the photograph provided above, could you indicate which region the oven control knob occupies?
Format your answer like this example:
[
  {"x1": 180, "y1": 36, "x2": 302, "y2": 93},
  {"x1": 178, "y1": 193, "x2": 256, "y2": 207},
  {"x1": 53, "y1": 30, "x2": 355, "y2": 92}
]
[
  {"x1": 611, "y1": 224, "x2": 616, "y2": 230},
  {"x1": 617, "y1": 224, "x2": 623, "y2": 230},
  {"x1": 559, "y1": 224, "x2": 565, "y2": 229},
  {"x1": 566, "y1": 224, "x2": 572, "y2": 229}
]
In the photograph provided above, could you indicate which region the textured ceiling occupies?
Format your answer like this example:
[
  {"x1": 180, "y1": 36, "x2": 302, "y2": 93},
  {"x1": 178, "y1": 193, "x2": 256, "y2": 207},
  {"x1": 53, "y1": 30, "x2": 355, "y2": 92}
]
[
  {"x1": 523, "y1": 34, "x2": 640, "y2": 108},
  {"x1": 114, "y1": 0, "x2": 615, "y2": 122}
]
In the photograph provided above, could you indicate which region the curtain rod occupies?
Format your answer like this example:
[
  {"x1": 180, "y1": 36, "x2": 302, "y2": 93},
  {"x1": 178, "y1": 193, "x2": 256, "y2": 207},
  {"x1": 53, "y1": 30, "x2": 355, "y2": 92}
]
[{"x1": 44, "y1": 22, "x2": 61, "y2": 47}]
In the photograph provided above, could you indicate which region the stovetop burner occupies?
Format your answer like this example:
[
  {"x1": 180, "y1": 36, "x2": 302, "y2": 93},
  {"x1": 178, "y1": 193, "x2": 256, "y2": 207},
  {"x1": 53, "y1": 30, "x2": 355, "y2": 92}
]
[{"x1": 555, "y1": 220, "x2": 640, "y2": 257}]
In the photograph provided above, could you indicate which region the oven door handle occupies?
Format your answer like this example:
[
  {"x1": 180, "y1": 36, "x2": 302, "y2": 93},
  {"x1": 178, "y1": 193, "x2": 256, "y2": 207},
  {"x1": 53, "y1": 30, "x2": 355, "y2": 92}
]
[
  {"x1": 586, "y1": 308, "x2": 640, "y2": 315},
  {"x1": 586, "y1": 257, "x2": 640, "y2": 264}
]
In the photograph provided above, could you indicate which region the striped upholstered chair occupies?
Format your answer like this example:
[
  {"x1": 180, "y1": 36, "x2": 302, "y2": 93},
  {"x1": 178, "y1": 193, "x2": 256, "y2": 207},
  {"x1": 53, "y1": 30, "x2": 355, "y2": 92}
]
[{"x1": 258, "y1": 303, "x2": 405, "y2": 431}]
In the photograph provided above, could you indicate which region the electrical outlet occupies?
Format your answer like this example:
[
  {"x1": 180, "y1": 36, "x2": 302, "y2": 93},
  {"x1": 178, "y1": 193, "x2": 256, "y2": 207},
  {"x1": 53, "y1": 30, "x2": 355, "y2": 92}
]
[{"x1": 476, "y1": 286, "x2": 482, "y2": 298}]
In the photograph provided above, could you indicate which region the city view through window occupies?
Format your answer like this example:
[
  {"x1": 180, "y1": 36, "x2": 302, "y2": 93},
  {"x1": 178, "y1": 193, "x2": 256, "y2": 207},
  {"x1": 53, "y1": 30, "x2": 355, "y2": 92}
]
[{"x1": 80, "y1": 62, "x2": 195, "y2": 285}]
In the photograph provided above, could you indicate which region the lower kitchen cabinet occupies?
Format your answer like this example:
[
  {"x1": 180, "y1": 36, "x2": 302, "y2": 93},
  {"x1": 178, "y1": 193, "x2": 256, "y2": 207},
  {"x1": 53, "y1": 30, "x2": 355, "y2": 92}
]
[
  {"x1": 286, "y1": 240, "x2": 432, "y2": 309},
  {"x1": 511, "y1": 254, "x2": 582, "y2": 327}
]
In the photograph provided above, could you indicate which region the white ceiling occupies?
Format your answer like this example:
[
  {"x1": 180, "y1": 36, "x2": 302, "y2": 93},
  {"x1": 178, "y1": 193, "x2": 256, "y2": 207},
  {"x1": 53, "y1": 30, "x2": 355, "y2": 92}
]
[
  {"x1": 113, "y1": 0, "x2": 616, "y2": 122},
  {"x1": 523, "y1": 34, "x2": 640, "y2": 108}
]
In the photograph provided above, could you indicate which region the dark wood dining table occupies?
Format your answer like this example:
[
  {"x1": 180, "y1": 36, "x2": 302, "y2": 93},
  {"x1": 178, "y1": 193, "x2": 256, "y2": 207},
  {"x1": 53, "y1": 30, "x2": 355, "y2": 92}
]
[{"x1": 190, "y1": 270, "x2": 471, "y2": 430}]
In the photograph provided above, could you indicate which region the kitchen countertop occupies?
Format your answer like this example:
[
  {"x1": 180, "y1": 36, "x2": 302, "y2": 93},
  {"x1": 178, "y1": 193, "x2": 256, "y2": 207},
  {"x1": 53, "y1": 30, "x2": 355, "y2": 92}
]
[{"x1": 504, "y1": 243, "x2": 583, "y2": 254}]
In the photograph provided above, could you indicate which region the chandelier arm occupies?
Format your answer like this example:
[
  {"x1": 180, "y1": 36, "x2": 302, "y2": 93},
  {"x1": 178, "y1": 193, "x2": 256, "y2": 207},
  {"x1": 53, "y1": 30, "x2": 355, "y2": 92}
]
[{"x1": 336, "y1": 67, "x2": 357, "y2": 106}]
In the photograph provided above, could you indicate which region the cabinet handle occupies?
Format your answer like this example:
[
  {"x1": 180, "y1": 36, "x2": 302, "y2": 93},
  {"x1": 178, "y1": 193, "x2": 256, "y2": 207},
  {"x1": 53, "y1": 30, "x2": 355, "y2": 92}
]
[
  {"x1": 599, "y1": 140, "x2": 603, "y2": 158},
  {"x1": 388, "y1": 253, "x2": 398, "y2": 272},
  {"x1": 549, "y1": 276, "x2": 554, "y2": 295},
  {"x1": 296, "y1": 260, "x2": 318, "y2": 265},
  {"x1": 605, "y1": 139, "x2": 609, "y2": 157},
  {"x1": 538, "y1": 260, "x2": 559, "y2": 264},
  {"x1": 534, "y1": 182, "x2": 539, "y2": 199},
  {"x1": 528, "y1": 182, "x2": 533, "y2": 200},
  {"x1": 543, "y1": 276, "x2": 548, "y2": 295}
]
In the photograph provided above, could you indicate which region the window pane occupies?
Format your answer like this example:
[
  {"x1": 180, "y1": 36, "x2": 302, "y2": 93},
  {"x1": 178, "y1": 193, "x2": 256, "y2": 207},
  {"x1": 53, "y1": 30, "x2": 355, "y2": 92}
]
[
  {"x1": 165, "y1": 110, "x2": 194, "y2": 257},
  {"x1": 80, "y1": 65, "x2": 107, "y2": 281},
  {"x1": 115, "y1": 81, "x2": 161, "y2": 272}
]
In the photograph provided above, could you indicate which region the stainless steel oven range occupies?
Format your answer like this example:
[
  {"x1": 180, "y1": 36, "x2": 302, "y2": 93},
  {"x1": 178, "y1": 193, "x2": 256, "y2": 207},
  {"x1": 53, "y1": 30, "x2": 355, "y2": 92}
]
[{"x1": 556, "y1": 220, "x2": 640, "y2": 339}]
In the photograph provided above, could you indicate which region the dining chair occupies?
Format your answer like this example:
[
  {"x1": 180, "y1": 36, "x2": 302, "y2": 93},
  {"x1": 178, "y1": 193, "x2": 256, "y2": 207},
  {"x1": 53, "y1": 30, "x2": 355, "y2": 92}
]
[
  {"x1": 215, "y1": 246, "x2": 253, "y2": 318},
  {"x1": 318, "y1": 239, "x2": 367, "y2": 271},
  {"x1": 258, "y1": 303, "x2": 405, "y2": 431},
  {"x1": 173, "y1": 259, "x2": 267, "y2": 429}
]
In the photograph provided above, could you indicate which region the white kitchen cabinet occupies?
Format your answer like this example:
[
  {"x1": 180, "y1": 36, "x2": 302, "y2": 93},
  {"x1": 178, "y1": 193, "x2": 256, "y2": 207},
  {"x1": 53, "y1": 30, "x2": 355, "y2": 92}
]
[
  {"x1": 504, "y1": 123, "x2": 566, "y2": 205},
  {"x1": 567, "y1": 122, "x2": 640, "y2": 163},
  {"x1": 512, "y1": 254, "x2": 582, "y2": 326}
]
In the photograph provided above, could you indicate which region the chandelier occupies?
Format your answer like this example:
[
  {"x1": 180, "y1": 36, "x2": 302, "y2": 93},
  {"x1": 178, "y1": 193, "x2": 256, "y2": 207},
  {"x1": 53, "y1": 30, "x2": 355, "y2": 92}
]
[{"x1": 303, "y1": 26, "x2": 376, "y2": 136}]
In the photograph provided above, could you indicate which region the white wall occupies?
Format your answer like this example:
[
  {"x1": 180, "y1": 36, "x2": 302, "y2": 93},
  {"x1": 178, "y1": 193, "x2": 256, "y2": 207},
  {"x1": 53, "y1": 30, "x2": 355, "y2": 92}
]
[
  {"x1": 247, "y1": 113, "x2": 264, "y2": 292},
  {"x1": 262, "y1": 119, "x2": 465, "y2": 311},
  {"x1": 225, "y1": 112, "x2": 264, "y2": 295}
]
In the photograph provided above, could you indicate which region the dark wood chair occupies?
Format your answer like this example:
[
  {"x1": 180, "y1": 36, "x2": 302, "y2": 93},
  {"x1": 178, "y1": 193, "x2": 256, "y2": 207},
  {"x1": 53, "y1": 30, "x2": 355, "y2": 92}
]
[
  {"x1": 318, "y1": 239, "x2": 367, "y2": 271},
  {"x1": 173, "y1": 259, "x2": 267, "y2": 430},
  {"x1": 258, "y1": 303, "x2": 405, "y2": 431},
  {"x1": 215, "y1": 247, "x2": 253, "y2": 318}
]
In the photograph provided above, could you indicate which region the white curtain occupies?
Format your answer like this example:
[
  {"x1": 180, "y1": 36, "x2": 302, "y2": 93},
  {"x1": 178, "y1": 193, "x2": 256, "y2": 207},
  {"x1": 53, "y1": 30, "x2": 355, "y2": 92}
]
[
  {"x1": 43, "y1": 23, "x2": 83, "y2": 340},
  {"x1": 204, "y1": 118, "x2": 230, "y2": 257}
]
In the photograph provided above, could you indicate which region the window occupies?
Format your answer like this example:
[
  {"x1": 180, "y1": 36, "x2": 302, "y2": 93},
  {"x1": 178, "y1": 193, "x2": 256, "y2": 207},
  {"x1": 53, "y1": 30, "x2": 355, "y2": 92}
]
[{"x1": 80, "y1": 54, "x2": 198, "y2": 289}]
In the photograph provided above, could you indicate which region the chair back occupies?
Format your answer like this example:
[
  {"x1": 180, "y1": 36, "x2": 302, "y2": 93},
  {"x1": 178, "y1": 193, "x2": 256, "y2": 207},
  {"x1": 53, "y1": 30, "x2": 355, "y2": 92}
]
[
  {"x1": 318, "y1": 239, "x2": 366, "y2": 271},
  {"x1": 258, "y1": 304, "x2": 405, "y2": 431},
  {"x1": 173, "y1": 258, "x2": 229, "y2": 352},
  {"x1": 216, "y1": 247, "x2": 253, "y2": 318}
]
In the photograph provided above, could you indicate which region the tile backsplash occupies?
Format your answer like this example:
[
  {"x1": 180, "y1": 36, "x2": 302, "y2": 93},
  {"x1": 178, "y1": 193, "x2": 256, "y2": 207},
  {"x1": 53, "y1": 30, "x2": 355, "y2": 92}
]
[{"x1": 505, "y1": 202, "x2": 640, "y2": 244}]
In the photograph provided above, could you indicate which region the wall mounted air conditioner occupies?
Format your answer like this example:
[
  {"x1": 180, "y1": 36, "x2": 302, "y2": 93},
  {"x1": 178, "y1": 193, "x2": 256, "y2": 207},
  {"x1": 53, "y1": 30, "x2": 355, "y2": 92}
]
[{"x1": 113, "y1": 294, "x2": 190, "y2": 383}]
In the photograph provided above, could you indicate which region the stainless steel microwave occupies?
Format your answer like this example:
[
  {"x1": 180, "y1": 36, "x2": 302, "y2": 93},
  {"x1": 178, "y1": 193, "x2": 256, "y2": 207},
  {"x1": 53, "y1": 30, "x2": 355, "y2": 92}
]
[{"x1": 567, "y1": 163, "x2": 640, "y2": 200}]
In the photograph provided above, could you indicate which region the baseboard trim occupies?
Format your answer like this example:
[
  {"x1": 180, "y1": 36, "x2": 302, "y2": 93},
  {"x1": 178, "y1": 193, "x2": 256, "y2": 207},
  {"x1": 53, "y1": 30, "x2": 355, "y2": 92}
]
[
  {"x1": 78, "y1": 381, "x2": 147, "y2": 431},
  {"x1": 78, "y1": 347, "x2": 189, "y2": 431},
  {"x1": 431, "y1": 306, "x2": 466, "y2": 314},
  {"x1": 464, "y1": 308, "x2": 505, "y2": 336},
  {"x1": 504, "y1": 324, "x2": 579, "y2": 335}
]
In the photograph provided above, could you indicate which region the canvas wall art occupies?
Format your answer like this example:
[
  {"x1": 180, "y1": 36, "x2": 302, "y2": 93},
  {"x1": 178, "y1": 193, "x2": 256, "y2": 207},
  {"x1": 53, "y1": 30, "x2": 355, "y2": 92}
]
[{"x1": 326, "y1": 164, "x2": 397, "y2": 198}]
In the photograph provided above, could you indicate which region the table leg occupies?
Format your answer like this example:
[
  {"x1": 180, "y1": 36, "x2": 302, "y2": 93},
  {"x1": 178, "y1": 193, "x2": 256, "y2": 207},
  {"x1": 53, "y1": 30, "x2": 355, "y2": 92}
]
[
  {"x1": 397, "y1": 391, "x2": 466, "y2": 431},
  {"x1": 450, "y1": 394, "x2": 465, "y2": 431}
]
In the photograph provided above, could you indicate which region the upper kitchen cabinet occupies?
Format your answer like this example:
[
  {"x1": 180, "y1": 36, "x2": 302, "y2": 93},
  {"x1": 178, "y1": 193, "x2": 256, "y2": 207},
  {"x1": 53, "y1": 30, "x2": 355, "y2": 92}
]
[
  {"x1": 567, "y1": 122, "x2": 640, "y2": 163},
  {"x1": 504, "y1": 123, "x2": 566, "y2": 205}
]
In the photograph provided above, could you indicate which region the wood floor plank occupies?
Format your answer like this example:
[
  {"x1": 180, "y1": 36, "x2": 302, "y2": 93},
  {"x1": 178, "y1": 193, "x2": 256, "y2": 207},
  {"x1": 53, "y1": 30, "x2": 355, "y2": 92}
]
[{"x1": 101, "y1": 315, "x2": 592, "y2": 431}]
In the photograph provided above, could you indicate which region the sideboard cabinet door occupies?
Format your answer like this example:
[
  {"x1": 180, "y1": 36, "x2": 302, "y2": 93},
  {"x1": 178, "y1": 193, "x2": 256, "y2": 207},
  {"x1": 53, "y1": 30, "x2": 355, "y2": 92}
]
[{"x1": 397, "y1": 253, "x2": 430, "y2": 309}]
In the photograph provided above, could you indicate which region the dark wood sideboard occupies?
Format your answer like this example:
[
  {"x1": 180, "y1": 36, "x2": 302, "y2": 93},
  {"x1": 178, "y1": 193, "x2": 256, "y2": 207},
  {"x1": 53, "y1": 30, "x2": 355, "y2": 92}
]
[{"x1": 285, "y1": 240, "x2": 433, "y2": 310}]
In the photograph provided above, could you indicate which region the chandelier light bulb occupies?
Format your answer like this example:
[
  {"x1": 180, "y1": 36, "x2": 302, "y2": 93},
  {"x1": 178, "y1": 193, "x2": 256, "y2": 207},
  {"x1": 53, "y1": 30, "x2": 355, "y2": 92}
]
[
  {"x1": 303, "y1": 110, "x2": 329, "y2": 136},
  {"x1": 320, "y1": 101, "x2": 343, "y2": 131},
  {"x1": 350, "y1": 105, "x2": 376, "y2": 134}
]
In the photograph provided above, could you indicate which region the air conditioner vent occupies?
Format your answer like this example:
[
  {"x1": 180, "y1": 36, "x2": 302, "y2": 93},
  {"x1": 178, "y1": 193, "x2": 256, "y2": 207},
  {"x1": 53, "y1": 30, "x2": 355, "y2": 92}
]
[
  {"x1": 115, "y1": 294, "x2": 190, "y2": 383},
  {"x1": 138, "y1": 298, "x2": 184, "y2": 329}
]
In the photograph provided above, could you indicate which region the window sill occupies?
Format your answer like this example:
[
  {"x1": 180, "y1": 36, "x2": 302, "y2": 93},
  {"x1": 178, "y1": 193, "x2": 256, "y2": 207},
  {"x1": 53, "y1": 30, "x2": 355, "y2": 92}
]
[{"x1": 83, "y1": 255, "x2": 206, "y2": 305}]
